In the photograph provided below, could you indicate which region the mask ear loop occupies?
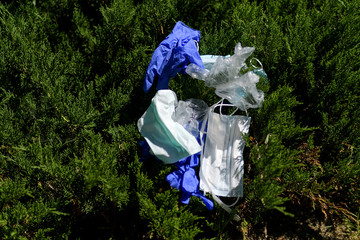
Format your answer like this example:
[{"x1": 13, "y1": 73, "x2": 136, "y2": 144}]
[
  {"x1": 250, "y1": 58, "x2": 263, "y2": 69},
  {"x1": 209, "y1": 99, "x2": 248, "y2": 120},
  {"x1": 198, "y1": 163, "x2": 241, "y2": 222},
  {"x1": 214, "y1": 99, "x2": 240, "y2": 118},
  {"x1": 212, "y1": 195, "x2": 241, "y2": 222}
]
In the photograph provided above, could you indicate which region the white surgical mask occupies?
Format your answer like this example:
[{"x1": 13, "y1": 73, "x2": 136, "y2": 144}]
[
  {"x1": 199, "y1": 100, "x2": 250, "y2": 220},
  {"x1": 137, "y1": 90, "x2": 202, "y2": 164}
]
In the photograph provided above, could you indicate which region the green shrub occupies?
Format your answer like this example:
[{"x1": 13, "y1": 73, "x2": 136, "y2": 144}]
[{"x1": 0, "y1": 0, "x2": 358, "y2": 239}]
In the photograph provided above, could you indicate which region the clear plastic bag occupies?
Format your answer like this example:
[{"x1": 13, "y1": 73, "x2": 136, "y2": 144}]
[
  {"x1": 200, "y1": 55, "x2": 230, "y2": 71},
  {"x1": 172, "y1": 99, "x2": 209, "y2": 137},
  {"x1": 186, "y1": 43, "x2": 254, "y2": 87},
  {"x1": 186, "y1": 43, "x2": 264, "y2": 111},
  {"x1": 215, "y1": 71, "x2": 264, "y2": 111}
]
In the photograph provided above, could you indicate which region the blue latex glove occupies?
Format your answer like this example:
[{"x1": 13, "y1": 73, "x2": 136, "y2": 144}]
[
  {"x1": 140, "y1": 117, "x2": 212, "y2": 210},
  {"x1": 139, "y1": 140, "x2": 151, "y2": 162},
  {"x1": 166, "y1": 154, "x2": 214, "y2": 210},
  {"x1": 143, "y1": 21, "x2": 205, "y2": 93},
  {"x1": 139, "y1": 140, "x2": 162, "y2": 163}
]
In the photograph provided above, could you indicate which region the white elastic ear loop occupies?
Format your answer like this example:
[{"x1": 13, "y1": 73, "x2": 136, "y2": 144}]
[
  {"x1": 198, "y1": 158, "x2": 241, "y2": 222},
  {"x1": 250, "y1": 58, "x2": 263, "y2": 69},
  {"x1": 212, "y1": 99, "x2": 238, "y2": 116},
  {"x1": 229, "y1": 105, "x2": 240, "y2": 116},
  {"x1": 214, "y1": 99, "x2": 240, "y2": 117},
  {"x1": 199, "y1": 170, "x2": 241, "y2": 222},
  {"x1": 212, "y1": 194, "x2": 241, "y2": 222}
]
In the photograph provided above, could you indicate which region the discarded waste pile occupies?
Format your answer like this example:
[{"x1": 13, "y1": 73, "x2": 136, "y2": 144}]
[{"x1": 137, "y1": 21, "x2": 268, "y2": 220}]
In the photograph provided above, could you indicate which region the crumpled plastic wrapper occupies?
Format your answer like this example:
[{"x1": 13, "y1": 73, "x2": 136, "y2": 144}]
[
  {"x1": 186, "y1": 43, "x2": 264, "y2": 111},
  {"x1": 172, "y1": 98, "x2": 209, "y2": 137}
]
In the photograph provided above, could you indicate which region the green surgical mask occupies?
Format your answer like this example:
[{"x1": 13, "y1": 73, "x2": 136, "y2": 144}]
[{"x1": 137, "y1": 90, "x2": 202, "y2": 164}]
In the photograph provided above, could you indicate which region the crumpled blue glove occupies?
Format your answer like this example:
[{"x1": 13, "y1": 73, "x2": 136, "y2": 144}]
[
  {"x1": 143, "y1": 21, "x2": 205, "y2": 93},
  {"x1": 166, "y1": 154, "x2": 214, "y2": 210},
  {"x1": 139, "y1": 117, "x2": 212, "y2": 210},
  {"x1": 139, "y1": 140, "x2": 153, "y2": 162}
]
